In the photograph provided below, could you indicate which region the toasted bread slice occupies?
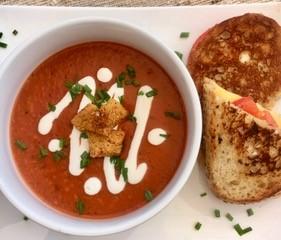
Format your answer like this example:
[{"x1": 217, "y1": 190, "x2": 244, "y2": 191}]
[
  {"x1": 203, "y1": 79, "x2": 281, "y2": 203},
  {"x1": 188, "y1": 13, "x2": 281, "y2": 107}
]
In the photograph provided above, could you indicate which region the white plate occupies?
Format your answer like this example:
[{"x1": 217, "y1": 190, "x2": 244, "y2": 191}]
[{"x1": 0, "y1": 3, "x2": 281, "y2": 240}]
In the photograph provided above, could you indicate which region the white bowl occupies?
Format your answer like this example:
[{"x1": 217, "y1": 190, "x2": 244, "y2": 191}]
[{"x1": 0, "y1": 18, "x2": 202, "y2": 236}]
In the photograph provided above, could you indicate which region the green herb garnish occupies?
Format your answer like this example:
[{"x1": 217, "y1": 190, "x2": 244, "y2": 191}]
[
  {"x1": 0, "y1": 42, "x2": 8, "y2": 48},
  {"x1": 138, "y1": 91, "x2": 144, "y2": 96},
  {"x1": 65, "y1": 82, "x2": 83, "y2": 100},
  {"x1": 116, "y1": 72, "x2": 126, "y2": 88},
  {"x1": 93, "y1": 89, "x2": 110, "y2": 107},
  {"x1": 118, "y1": 95, "x2": 124, "y2": 104},
  {"x1": 126, "y1": 64, "x2": 136, "y2": 78},
  {"x1": 80, "y1": 151, "x2": 91, "y2": 169},
  {"x1": 48, "y1": 103, "x2": 56, "y2": 112},
  {"x1": 214, "y1": 209, "x2": 220, "y2": 218},
  {"x1": 180, "y1": 32, "x2": 190, "y2": 38},
  {"x1": 39, "y1": 146, "x2": 48, "y2": 159},
  {"x1": 165, "y1": 111, "x2": 181, "y2": 120},
  {"x1": 80, "y1": 132, "x2": 88, "y2": 139},
  {"x1": 200, "y1": 192, "x2": 207, "y2": 197},
  {"x1": 12, "y1": 29, "x2": 18, "y2": 35},
  {"x1": 175, "y1": 51, "x2": 183, "y2": 60},
  {"x1": 15, "y1": 140, "x2": 27, "y2": 151},
  {"x1": 144, "y1": 190, "x2": 153, "y2": 202},
  {"x1": 75, "y1": 199, "x2": 85, "y2": 215},
  {"x1": 59, "y1": 138, "x2": 67, "y2": 149},
  {"x1": 110, "y1": 156, "x2": 128, "y2": 182},
  {"x1": 194, "y1": 222, "x2": 202, "y2": 231},
  {"x1": 23, "y1": 216, "x2": 29, "y2": 221},
  {"x1": 53, "y1": 151, "x2": 64, "y2": 161},
  {"x1": 0, "y1": 32, "x2": 3, "y2": 38},
  {"x1": 145, "y1": 88, "x2": 158, "y2": 97},
  {"x1": 159, "y1": 133, "x2": 169, "y2": 138},
  {"x1": 233, "y1": 224, "x2": 253, "y2": 236},
  {"x1": 247, "y1": 208, "x2": 254, "y2": 217},
  {"x1": 128, "y1": 113, "x2": 137, "y2": 122},
  {"x1": 225, "y1": 213, "x2": 234, "y2": 221},
  {"x1": 83, "y1": 85, "x2": 95, "y2": 103}
]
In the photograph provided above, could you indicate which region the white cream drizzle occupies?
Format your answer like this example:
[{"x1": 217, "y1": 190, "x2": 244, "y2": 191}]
[
  {"x1": 97, "y1": 67, "x2": 113, "y2": 83},
  {"x1": 48, "y1": 139, "x2": 62, "y2": 152},
  {"x1": 69, "y1": 76, "x2": 96, "y2": 176},
  {"x1": 125, "y1": 86, "x2": 154, "y2": 185},
  {"x1": 84, "y1": 177, "x2": 102, "y2": 196},
  {"x1": 148, "y1": 128, "x2": 167, "y2": 145},
  {"x1": 38, "y1": 73, "x2": 156, "y2": 196}
]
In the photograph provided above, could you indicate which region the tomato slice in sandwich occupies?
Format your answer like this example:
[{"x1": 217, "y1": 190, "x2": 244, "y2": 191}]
[{"x1": 233, "y1": 97, "x2": 278, "y2": 128}]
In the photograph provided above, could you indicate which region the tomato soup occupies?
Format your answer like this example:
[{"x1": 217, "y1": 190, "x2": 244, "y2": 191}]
[{"x1": 10, "y1": 42, "x2": 187, "y2": 218}]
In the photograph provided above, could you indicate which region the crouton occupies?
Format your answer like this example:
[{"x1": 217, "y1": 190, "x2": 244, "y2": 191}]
[
  {"x1": 71, "y1": 99, "x2": 128, "y2": 132},
  {"x1": 88, "y1": 130, "x2": 125, "y2": 158}
]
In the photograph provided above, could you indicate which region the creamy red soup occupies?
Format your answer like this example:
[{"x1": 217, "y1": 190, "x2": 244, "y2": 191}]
[{"x1": 10, "y1": 42, "x2": 187, "y2": 218}]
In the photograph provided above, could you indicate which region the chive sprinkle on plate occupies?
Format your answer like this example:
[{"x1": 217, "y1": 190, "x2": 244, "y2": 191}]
[
  {"x1": 180, "y1": 32, "x2": 190, "y2": 38},
  {"x1": 174, "y1": 51, "x2": 183, "y2": 60},
  {"x1": 194, "y1": 222, "x2": 202, "y2": 231},
  {"x1": 225, "y1": 212, "x2": 234, "y2": 221},
  {"x1": 233, "y1": 224, "x2": 253, "y2": 236},
  {"x1": 0, "y1": 42, "x2": 8, "y2": 48},
  {"x1": 200, "y1": 192, "x2": 207, "y2": 197},
  {"x1": 75, "y1": 199, "x2": 85, "y2": 215},
  {"x1": 247, "y1": 208, "x2": 254, "y2": 217},
  {"x1": 214, "y1": 209, "x2": 220, "y2": 218},
  {"x1": 0, "y1": 32, "x2": 3, "y2": 38},
  {"x1": 12, "y1": 29, "x2": 18, "y2": 35}
]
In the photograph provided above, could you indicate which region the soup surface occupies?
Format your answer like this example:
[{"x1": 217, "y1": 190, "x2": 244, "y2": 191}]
[{"x1": 10, "y1": 42, "x2": 187, "y2": 218}]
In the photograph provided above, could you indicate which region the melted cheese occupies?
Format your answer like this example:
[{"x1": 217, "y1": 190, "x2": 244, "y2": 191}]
[{"x1": 206, "y1": 78, "x2": 281, "y2": 128}]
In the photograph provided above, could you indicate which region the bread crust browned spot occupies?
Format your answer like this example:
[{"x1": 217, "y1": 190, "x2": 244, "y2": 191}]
[
  {"x1": 188, "y1": 13, "x2": 281, "y2": 107},
  {"x1": 203, "y1": 79, "x2": 281, "y2": 203}
]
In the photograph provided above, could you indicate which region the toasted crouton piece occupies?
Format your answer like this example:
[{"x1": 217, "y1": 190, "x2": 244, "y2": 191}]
[
  {"x1": 88, "y1": 130, "x2": 125, "y2": 157},
  {"x1": 100, "y1": 98, "x2": 128, "y2": 128},
  {"x1": 71, "y1": 99, "x2": 128, "y2": 132}
]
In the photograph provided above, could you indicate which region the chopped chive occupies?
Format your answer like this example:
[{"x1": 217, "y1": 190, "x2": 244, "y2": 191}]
[
  {"x1": 97, "y1": 90, "x2": 110, "y2": 102},
  {"x1": 247, "y1": 208, "x2": 254, "y2": 217},
  {"x1": 159, "y1": 133, "x2": 169, "y2": 138},
  {"x1": 234, "y1": 224, "x2": 243, "y2": 236},
  {"x1": 38, "y1": 146, "x2": 48, "y2": 159},
  {"x1": 121, "y1": 167, "x2": 128, "y2": 182},
  {"x1": 12, "y1": 29, "x2": 18, "y2": 35},
  {"x1": 0, "y1": 42, "x2": 8, "y2": 48},
  {"x1": 48, "y1": 103, "x2": 56, "y2": 112},
  {"x1": 75, "y1": 199, "x2": 85, "y2": 215},
  {"x1": 233, "y1": 224, "x2": 252, "y2": 236},
  {"x1": 242, "y1": 227, "x2": 253, "y2": 235},
  {"x1": 144, "y1": 190, "x2": 153, "y2": 202},
  {"x1": 23, "y1": 216, "x2": 29, "y2": 221},
  {"x1": 59, "y1": 138, "x2": 67, "y2": 149},
  {"x1": 80, "y1": 132, "x2": 88, "y2": 139},
  {"x1": 83, "y1": 84, "x2": 92, "y2": 94},
  {"x1": 175, "y1": 51, "x2": 183, "y2": 60},
  {"x1": 200, "y1": 192, "x2": 207, "y2": 197},
  {"x1": 194, "y1": 222, "x2": 202, "y2": 230},
  {"x1": 126, "y1": 64, "x2": 136, "y2": 78},
  {"x1": 85, "y1": 91, "x2": 95, "y2": 103},
  {"x1": 180, "y1": 32, "x2": 190, "y2": 38},
  {"x1": 0, "y1": 32, "x2": 3, "y2": 38},
  {"x1": 80, "y1": 151, "x2": 91, "y2": 169},
  {"x1": 214, "y1": 209, "x2": 220, "y2": 218},
  {"x1": 53, "y1": 150, "x2": 64, "y2": 161},
  {"x1": 145, "y1": 88, "x2": 158, "y2": 97},
  {"x1": 225, "y1": 213, "x2": 234, "y2": 221},
  {"x1": 15, "y1": 140, "x2": 27, "y2": 151},
  {"x1": 128, "y1": 113, "x2": 137, "y2": 122},
  {"x1": 165, "y1": 111, "x2": 181, "y2": 120},
  {"x1": 118, "y1": 95, "x2": 124, "y2": 104},
  {"x1": 138, "y1": 91, "x2": 144, "y2": 96},
  {"x1": 116, "y1": 72, "x2": 126, "y2": 88},
  {"x1": 65, "y1": 81, "x2": 74, "y2": 89}
]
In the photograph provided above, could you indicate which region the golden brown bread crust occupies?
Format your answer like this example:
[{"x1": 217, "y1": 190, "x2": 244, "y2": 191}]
[
  {"x1": 203, "y1": 80, "x2": 281, "y2": 203},
  {"x1": 188, "y1": 13, "x2": 281, "y2": 107}
]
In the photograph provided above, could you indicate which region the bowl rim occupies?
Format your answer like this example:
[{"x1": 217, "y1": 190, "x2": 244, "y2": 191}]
[{"x1": 0, "y1": 17, "x2": 202, "y2": 236}]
